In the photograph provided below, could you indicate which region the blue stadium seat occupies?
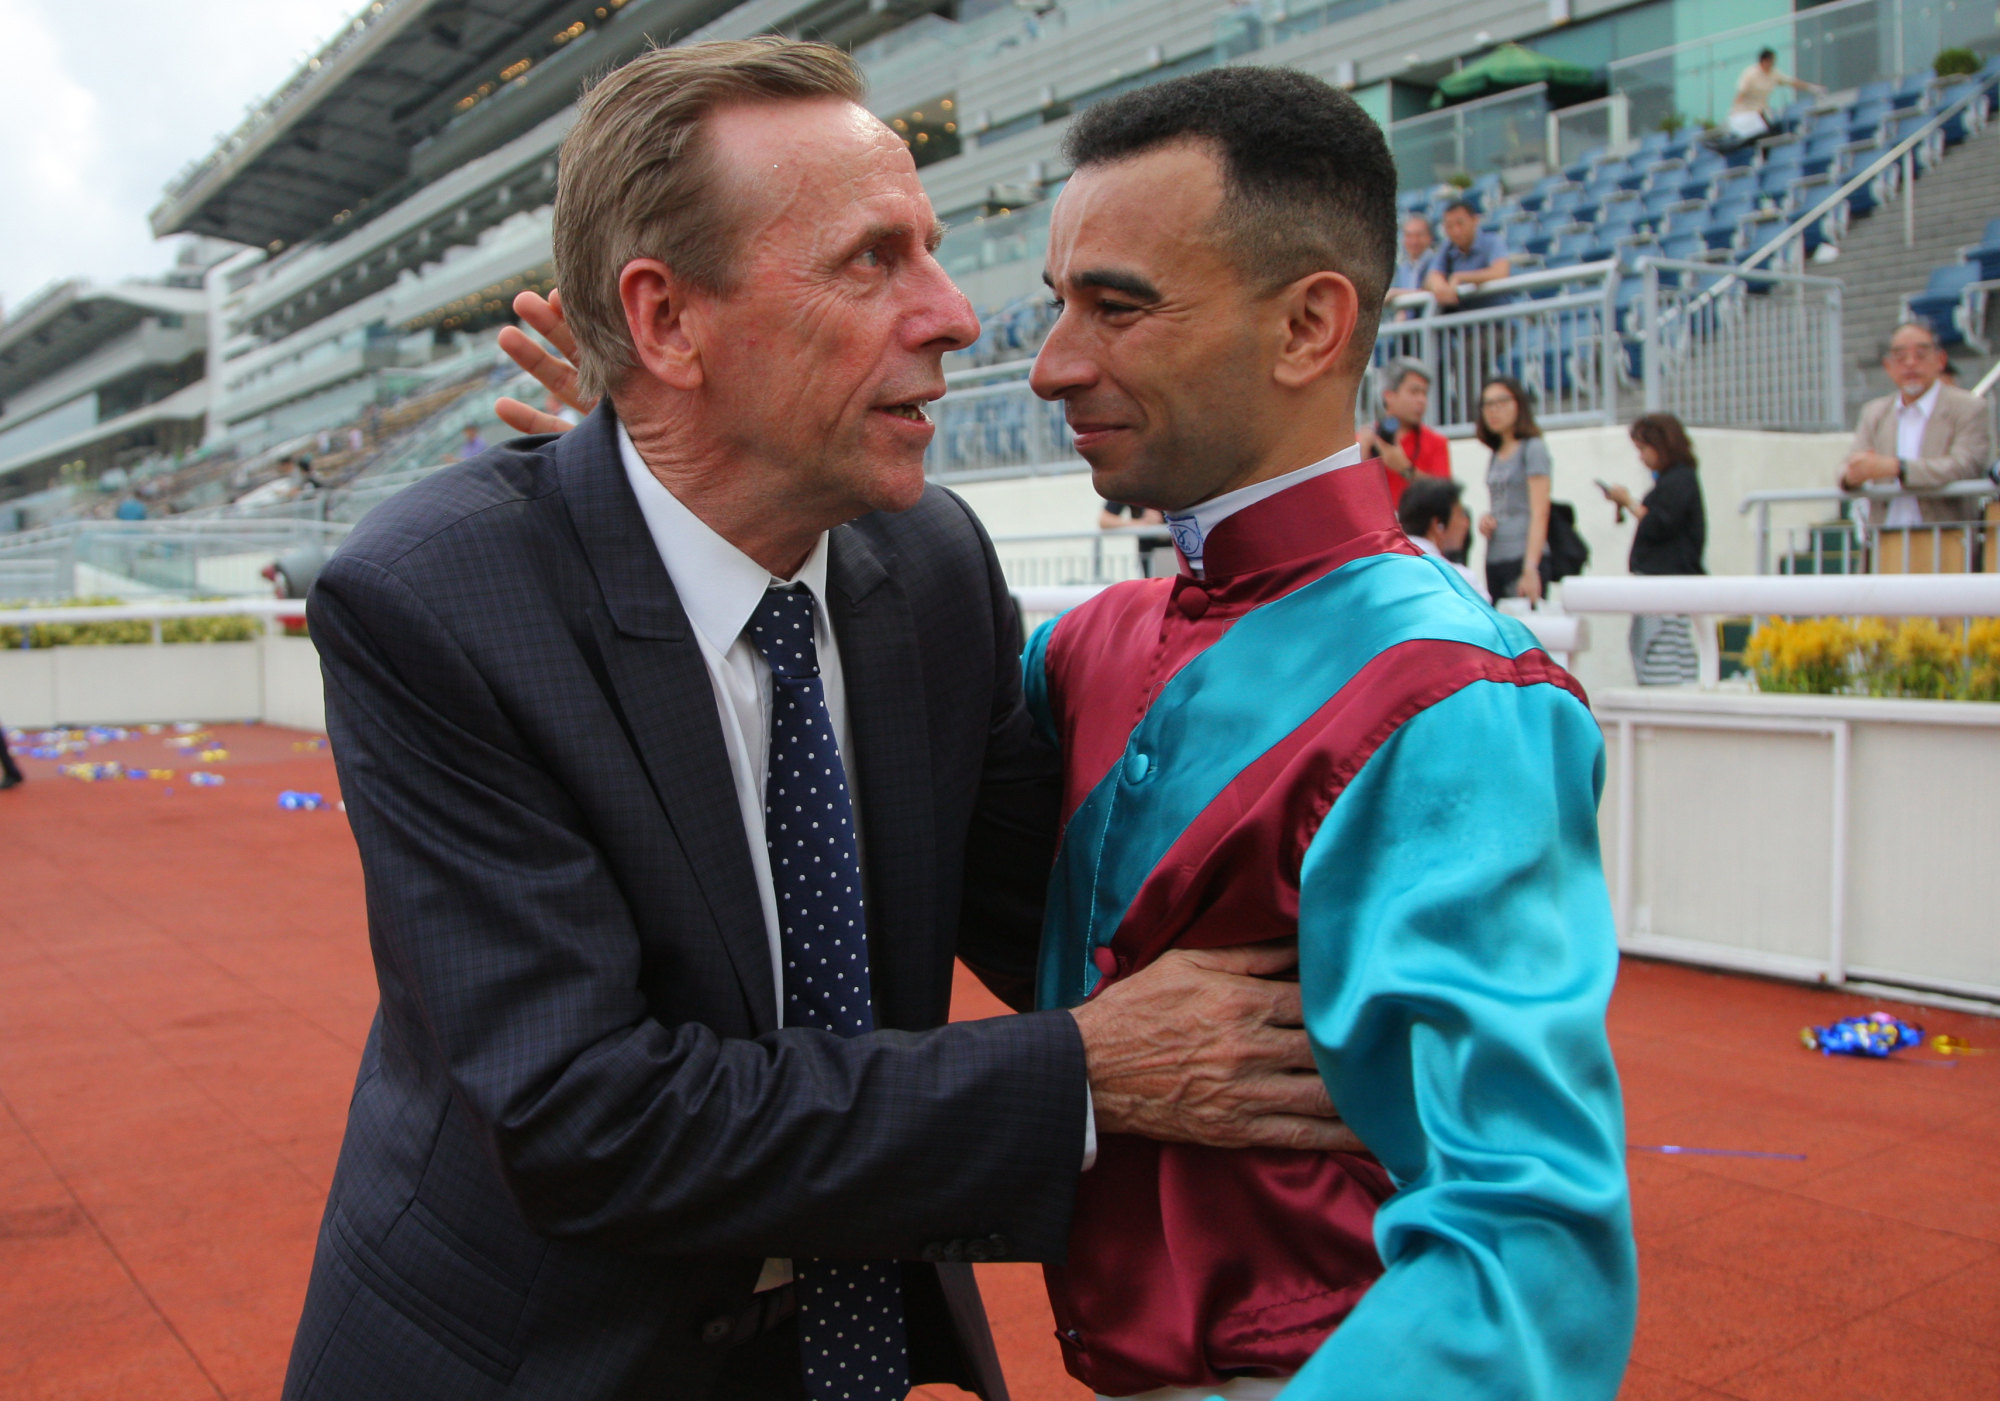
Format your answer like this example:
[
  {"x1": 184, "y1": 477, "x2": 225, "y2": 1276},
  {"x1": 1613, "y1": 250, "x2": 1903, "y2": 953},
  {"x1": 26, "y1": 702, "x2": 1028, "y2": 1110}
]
[
  {"x1": 1503, "y1": 219, "x2": 1543, "y2": 252},
  {"x1": 1847, "y1": 100, "x2": 1892, "y2": 140},
  {"x1": 1702, "y1": 198, "x2": 1755, "y2": 251},
  {"x1": 1907, "y1": 263, "x2": 1984, "y2": 344},
  {"x1": 1856, "y1": 80, "x2": 1895, "y2": 106},
  {"x1": 1660, "y1": 233, "x2": 1708, "y2": 262},
  {"x1": 1801, "y1": 132, "x2": 1849, "y2": 177},
  {"x1": 1963, "y1": 218, "x2": 2000, "y2": 280}
]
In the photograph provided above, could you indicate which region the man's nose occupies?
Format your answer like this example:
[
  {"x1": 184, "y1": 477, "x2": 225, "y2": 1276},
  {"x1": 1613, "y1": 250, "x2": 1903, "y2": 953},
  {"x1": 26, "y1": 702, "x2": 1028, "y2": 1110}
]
[
  {"x1": 911, "y1": 257, "x2": 980, "y2": 354},
  {"x1": 1029, "y1": 310, "x2": 1093, "y2": 402}
]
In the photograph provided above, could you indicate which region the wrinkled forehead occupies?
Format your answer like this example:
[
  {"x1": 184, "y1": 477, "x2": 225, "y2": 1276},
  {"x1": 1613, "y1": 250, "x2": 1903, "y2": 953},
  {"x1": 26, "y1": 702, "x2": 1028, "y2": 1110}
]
[{"x1": 710, "y1": 98, "x2": 936, "y2": 237}]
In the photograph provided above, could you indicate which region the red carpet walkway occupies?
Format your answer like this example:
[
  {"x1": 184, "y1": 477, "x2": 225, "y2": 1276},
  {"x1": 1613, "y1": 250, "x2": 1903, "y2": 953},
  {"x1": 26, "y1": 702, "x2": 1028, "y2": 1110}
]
[{"x1": 0, "y1": 724, "x2": 1994, "y2": 1400}]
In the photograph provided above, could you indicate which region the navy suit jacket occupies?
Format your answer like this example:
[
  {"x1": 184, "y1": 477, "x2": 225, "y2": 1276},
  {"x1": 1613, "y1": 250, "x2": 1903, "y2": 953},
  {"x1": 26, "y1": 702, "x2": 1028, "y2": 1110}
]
[{"x1": 283, "y1": 405, "x2": 1084, "y2": 1400}]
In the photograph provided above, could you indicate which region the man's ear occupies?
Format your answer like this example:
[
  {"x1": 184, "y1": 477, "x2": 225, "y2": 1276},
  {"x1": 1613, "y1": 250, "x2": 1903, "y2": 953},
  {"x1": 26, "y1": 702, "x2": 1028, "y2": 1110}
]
[
  {"x1": 1272, "y1": 270, "x2": 1360, "y2": 391},
  {"x1": 618, "y1": 258, "x2": 704, "y2": 391}
]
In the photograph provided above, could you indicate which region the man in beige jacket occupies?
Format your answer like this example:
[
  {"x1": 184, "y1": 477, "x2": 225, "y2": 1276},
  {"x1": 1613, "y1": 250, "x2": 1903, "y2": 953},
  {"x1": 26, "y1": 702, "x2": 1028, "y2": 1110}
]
[{"x1": 1839, "y1": 321, "x2": 1993, "y2": 524}]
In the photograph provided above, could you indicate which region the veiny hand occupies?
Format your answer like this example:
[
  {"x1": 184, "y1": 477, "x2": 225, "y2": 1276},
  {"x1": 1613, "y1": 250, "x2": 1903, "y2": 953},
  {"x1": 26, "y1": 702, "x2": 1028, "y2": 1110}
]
[
  {"x1": 495, "y1": 290, "x2": 596, "y2": 435},
  {"x1": 1069, "y1": 940, "x2": 1364, "y2": 1154},
  {"x1": 1478, "y1": 513, "x2": 1498, "y2": 539}
]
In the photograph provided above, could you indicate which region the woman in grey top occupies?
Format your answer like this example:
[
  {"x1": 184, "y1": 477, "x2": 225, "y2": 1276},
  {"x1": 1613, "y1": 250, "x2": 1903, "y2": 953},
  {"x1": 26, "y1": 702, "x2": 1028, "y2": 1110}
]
[{"x1": 1475, "y1": 376, "x2": 1552, "y2": 602}]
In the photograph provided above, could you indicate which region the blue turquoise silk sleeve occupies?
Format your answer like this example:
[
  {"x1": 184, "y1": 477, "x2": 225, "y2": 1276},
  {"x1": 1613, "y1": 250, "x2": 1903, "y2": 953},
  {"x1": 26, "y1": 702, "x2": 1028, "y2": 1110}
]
[
  {"x1": 1277, "y1": 679, "x2": 1636, "y2": 1401},
  {"x1": 1022, "y1": 617, "x2": 1061, "y2": 751}
]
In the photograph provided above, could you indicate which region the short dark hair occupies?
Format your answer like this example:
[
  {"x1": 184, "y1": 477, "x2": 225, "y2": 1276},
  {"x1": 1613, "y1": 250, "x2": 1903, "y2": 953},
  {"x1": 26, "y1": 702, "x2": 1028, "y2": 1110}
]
[
  {"x1": 1062, "y1": 66, "x2": 1398, "y2": 337},
  {"x1": 1442, "y1": 199, "x2": 1478, "y2": 220},
  {"x1": 1383, "y1": 356, "x2": 1430, "y2": 392},
  {"x1": 1628, "y1": 412, "x2": 1698, "y2": 471},
  {"x1": 1398, "y1": 475, "x2": 1463, "y2": 537},
  {"x1": 1757, "y1": 47, "x2": 1777, "y2": 63},
  {"x1": 1474, "y1": 375, "x2": 1542, "y2": 448}
]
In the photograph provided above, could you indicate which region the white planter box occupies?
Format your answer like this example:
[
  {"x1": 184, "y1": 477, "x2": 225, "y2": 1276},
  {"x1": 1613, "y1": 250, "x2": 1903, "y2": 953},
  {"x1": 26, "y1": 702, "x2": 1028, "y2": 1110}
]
[
  {"x1": 1596, "y1": 686, "x2": 2000, "y2": 1003},
  {"x1": 0, "y1": 635, "x2": 325, "y2": 732}
]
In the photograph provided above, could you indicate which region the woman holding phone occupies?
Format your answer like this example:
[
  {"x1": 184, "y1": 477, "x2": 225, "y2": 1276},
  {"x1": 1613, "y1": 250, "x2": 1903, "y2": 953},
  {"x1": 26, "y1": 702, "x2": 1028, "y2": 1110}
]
[{"x1": 1600, "y1": 412, "x2": 1707, "y2": 685}]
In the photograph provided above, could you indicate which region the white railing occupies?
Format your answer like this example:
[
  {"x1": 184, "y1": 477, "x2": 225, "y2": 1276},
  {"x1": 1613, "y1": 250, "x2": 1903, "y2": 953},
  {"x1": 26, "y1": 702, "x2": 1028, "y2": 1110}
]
[
  {"x1": 1637, "y1": 259, "x2": 1846, "y2": 430},
  {"x1": 1562, "y1": 571, "x2": 2000, "y2": 685},
  {"x1": 987, "y1": 528, "x2": 1164, "y2": 588},
  {"x1": 0, "y1": 520, "x2": 350, "y2": 601},
  {"x1": 1739, "y1": 480, "x2": 1996, "y2": 574}
]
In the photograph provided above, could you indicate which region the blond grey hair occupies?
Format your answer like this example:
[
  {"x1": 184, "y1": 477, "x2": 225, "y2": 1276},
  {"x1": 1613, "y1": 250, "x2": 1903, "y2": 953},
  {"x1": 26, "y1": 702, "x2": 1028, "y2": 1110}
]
[{"x1": 552, "y1": 38, "x2": 867, "y2": 400}]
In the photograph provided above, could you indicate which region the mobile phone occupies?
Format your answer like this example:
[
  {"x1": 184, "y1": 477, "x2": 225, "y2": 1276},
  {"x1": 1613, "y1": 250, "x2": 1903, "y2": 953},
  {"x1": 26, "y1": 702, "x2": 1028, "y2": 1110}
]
[{"x1": 1593, "y1": 477, "x2": 1614, "y2": 494}]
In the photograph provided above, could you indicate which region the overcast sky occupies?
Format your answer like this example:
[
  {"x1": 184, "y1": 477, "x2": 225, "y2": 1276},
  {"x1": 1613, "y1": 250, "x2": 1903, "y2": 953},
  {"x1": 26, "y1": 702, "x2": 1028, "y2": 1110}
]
[{"x1": 0, "y1": 0, "x2": 365, "y2": 316}]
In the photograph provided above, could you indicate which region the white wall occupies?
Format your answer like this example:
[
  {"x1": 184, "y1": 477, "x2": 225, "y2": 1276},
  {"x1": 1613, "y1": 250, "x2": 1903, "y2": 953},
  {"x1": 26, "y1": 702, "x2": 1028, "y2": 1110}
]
[{"x1": 0, "y1": 636, "x2": 325, "y2": 732}]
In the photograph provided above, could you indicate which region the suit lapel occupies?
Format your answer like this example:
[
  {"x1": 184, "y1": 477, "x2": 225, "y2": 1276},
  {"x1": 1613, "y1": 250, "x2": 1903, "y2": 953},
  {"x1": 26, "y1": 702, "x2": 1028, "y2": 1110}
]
[
  {"x1": 556, "y1": 407, "x2": 776, "y2": 1033},
  {"x1": 828, "y1": 525, "x2": 938, "y2": 1032},
  {"x1": 1919, "y1": 389, "x2": 1955, "y2": 460}
]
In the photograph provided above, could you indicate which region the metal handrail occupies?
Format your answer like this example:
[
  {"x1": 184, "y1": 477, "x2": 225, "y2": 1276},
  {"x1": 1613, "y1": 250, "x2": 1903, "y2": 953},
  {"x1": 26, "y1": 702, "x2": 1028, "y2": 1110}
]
[
  {"x1": 1976, "y1": 360, "x2": 2000, "y2": 399},
  {"x1": 1708, "y1": 78, "x2": 1996, "y2": 305},
  {"x1": 1738, "y1": 480, "x2": 1996, "y2": 512}
]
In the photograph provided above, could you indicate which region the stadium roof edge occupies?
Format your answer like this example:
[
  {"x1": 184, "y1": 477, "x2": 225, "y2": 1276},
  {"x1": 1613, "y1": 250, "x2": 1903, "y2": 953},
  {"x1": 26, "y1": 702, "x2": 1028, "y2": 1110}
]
[{"x1": 150, "y1": 0, "x2": 432, "y2": 242}]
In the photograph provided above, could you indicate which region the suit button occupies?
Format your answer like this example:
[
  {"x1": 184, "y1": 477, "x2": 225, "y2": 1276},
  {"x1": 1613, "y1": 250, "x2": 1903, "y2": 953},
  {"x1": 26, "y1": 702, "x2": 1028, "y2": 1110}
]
[
  {"x1": 965, "y1": 1238, "x2": 992, "y2": 1262},
  {"x1": 1092, "y1": 947, "x2": 1118, "y2": 979},
  {"x1": 1176, "y1": 587, "x2": 1210, "y2": 619},
  {"x1": 700, "y1": 1314, "x2": 734, "y2": 1347},
  {"x1": 919, "y1": 1242, "x2": 947, "y2": 1262},
  {"x1": 986, "y1": 1233, "x2": 1011, "y2": 1257},
  {"x1": 946, "y1": 1239, "x2": 968, "y2": 1262},
  {"x1": 1123, "y1": 751, "x2": 1152, "y2": 784}
]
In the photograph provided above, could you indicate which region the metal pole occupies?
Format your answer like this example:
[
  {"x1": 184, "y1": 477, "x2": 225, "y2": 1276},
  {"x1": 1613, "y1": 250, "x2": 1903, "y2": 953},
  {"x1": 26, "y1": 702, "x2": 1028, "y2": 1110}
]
[
  {"x1": 1902, "y1": 149, "x2": 1915, "y2": 247},
  {"x1": 1756, "y1": 501, "x2": 1772, "y2": 575},
  {"x1": 1641, "y1": 265, "x2": 1661, "y2": 414},
  {"x1": 1827, "y1": 719, "x2": 1851, "y2": 985}
]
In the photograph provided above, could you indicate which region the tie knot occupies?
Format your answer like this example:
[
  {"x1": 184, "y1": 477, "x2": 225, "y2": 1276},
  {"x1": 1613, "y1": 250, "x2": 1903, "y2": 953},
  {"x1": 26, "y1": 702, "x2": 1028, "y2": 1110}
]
[{"x1": 747, "y1": 586, "x2": 821, "y2": 680}]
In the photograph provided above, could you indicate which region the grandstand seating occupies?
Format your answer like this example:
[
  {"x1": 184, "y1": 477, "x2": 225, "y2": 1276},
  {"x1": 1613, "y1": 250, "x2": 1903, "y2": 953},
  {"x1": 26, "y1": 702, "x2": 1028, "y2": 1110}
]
[{"x1": 1899, "y1": 214, "x2": 2000, "y2": 349}]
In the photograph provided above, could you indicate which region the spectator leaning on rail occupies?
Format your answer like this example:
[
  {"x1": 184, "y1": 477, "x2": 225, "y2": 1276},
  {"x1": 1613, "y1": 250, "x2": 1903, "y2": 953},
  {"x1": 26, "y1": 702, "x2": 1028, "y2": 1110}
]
[
  {"x1": 1599, "y1": 413, "x2": 1707, "y2": 686},
  {"x1": 1356, "y1": 356, "x2": 1452, "y2": 507},
  {"x1": 1839, "y1": 320, "x2": 1993, "y2": 530},
  {"x1": 1397, "y1": 475, "x2": 1489, "y2": 599},
  {"x1": 1384, "y1": 213, "x2": 1435, "y2": 315},
  {"x1": 1422, "y1": 200, "x2": 1512, "y2": 311},
  {"x1": 1476, "y1": 375, "x2": 1553, "y2": 603}
]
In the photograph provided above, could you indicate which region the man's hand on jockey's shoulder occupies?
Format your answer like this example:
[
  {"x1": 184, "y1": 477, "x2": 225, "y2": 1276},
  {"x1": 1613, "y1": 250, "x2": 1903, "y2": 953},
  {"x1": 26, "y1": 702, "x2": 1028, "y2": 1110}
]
[{"x1": 495, "y1": 289, "x2": 595, "y2": 435}]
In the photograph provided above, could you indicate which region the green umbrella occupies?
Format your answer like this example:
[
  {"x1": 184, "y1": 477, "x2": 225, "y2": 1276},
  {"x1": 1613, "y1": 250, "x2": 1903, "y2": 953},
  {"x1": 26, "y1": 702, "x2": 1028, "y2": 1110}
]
[{"x1": 1431, "y1": 43, "x2": 1600, "y2": 106}]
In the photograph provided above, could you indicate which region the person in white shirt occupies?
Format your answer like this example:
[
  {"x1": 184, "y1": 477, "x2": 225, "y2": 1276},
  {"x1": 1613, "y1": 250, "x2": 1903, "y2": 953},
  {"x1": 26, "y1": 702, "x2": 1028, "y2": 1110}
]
[
  {"x1": 1726, "y1": 48, "x2": 1821, "y2": 138},
  {"x1": 1396, "y1": 475, "x2": 1490, "y2": 599},
  {"x1": 1840, "y1": 320, "x2": 1993, "y2": 529}
]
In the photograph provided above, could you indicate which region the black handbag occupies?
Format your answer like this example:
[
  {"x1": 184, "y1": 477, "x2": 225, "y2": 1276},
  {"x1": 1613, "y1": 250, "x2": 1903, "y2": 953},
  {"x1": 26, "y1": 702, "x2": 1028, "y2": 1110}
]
[{"x1": 1544, "y1": 501, "x2": 1591, "y2": 582}]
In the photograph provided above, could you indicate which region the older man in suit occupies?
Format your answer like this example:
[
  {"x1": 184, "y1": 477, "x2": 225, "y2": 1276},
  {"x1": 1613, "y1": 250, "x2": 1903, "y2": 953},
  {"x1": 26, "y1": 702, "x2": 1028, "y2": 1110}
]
[
  {"x1": 1840, "y1": 320, "x2": 1993, "y2": 526},
  {"x1": 285, "y1": 39, "x2": 1344, "y2": 1401}
]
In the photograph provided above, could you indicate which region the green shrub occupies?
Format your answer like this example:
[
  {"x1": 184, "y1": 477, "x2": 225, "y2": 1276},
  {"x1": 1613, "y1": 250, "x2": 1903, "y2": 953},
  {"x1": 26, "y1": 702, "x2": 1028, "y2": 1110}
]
[
  {"x1": 0, "y1": 597, "x2": 261, "y2": 649},
  {"x1": 1934, "y1": 47, "x2": 1980, "y2": 78}
]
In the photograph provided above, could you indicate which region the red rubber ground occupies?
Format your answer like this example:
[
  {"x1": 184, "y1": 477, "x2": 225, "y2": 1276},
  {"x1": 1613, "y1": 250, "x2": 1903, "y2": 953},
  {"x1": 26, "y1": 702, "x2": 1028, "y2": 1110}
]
[{"x1": 1, "y1": 724, "x2": 1994, "y2": 1399}]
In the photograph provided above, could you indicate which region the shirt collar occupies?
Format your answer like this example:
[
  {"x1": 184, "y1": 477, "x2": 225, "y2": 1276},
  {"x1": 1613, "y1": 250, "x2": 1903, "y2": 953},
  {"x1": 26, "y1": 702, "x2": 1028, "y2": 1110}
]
[
  {"x1": 617, "y1": 422, "x2": 830, "y2": 655},
  {"x1": 1162, "y1": 443, "x2": 1365, "y2": 574},
  {"x1": 1408, "y1": 532, "x2": 1443, "y2": 559},
  {"x1": 1898, "y1": 381, "x2": 1941, "y2": 418}
]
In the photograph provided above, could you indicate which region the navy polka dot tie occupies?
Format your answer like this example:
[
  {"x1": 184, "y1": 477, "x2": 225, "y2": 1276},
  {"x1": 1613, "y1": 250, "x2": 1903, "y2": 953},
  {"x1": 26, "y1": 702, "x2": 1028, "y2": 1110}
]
[{"x1": 747, "y1": 585, "x2": 909, "y2": 1401}]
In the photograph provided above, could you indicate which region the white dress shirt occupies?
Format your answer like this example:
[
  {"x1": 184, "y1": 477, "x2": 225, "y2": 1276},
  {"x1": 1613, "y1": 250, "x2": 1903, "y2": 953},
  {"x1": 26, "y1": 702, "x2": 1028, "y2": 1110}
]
[
  {"x1": 619, "y1": 424, "x2": 852, "y2": 1024},
  {"x1": 617, "y1": 428, "x2": 1095, "y2": 1291},
  {"x1": 1408, "y1": 531, "x2": 1491, "y2": 599},
  {"x1": 1161, "y1": 444, "x2": 1366, "y2": 575},
  {"x1": 1886, "y1": 381, "x2": 1940, "y2": 527}
]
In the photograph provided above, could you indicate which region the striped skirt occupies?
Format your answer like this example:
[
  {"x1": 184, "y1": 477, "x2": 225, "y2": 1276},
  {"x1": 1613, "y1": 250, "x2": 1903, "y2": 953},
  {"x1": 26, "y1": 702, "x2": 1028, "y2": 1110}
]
[{"x1": 1629, "y1": 614, "x2": 1699, "y2": 685}]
